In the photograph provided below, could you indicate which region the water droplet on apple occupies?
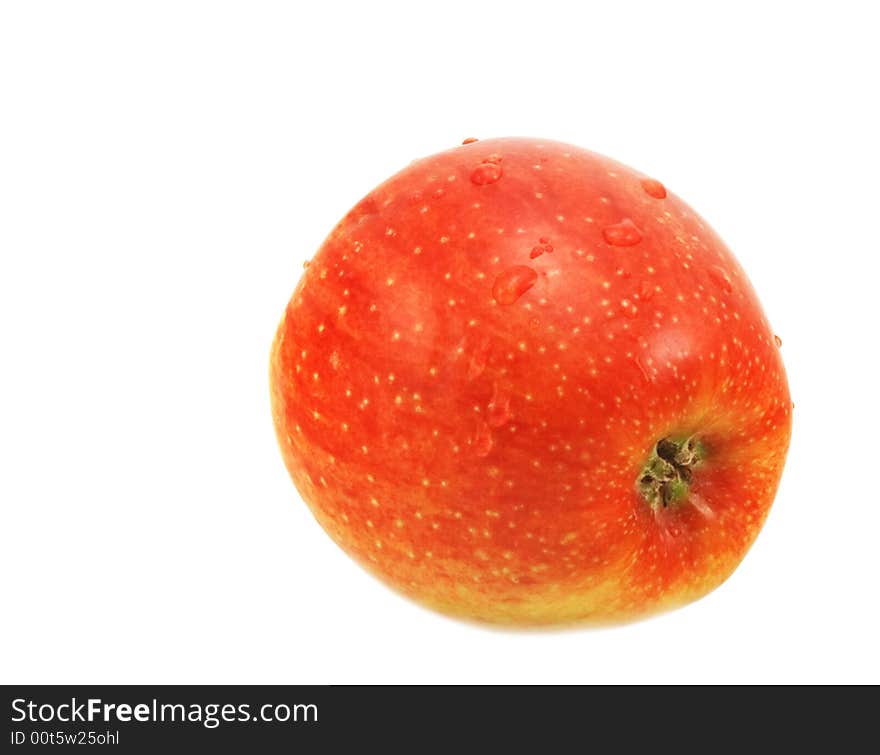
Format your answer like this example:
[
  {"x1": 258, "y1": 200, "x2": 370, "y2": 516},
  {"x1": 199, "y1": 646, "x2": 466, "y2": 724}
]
[
  {"x1": 640, "y1": 177, "x2": 667, "y2": 199},
  {"x1": 470, "y1": 161, "x2": 503, "y2": 185},
  {"x1": 462, "y1": 137, "x2": 479, "y2": 144},
  {"x1": 351, "y1": 195, "x2": 380, "y2": 219},
  {"x1": 303, "y1": 260, "x2": 311, "y2": 269},
  {"x1": 602, "y1": 218, "x2": 642, "y2": 246},
  {"x1": 473, "y1": 420, "x2": 494, "y2": 457},
  {"x1": 529, "y1": 238, "x2": 554, "y2": 259},
  {"x1": 467, "y1": 355, "x2": 487, "y2": 381},
  {"x1": 709, "y1": 266, "x2": 733, "y2": 293},
  {"x1": 492, "y1": 266, "x2": 538, "y2": 305},
  {"x1": 774, "y1": 334, "x2": 783, "y2": 348},
  {"x1": 487, "y1": 382, "x2": 512, "y2": 428},
  {"x1": 467, "y1": 338, "x2": 491, "y2": 381}
]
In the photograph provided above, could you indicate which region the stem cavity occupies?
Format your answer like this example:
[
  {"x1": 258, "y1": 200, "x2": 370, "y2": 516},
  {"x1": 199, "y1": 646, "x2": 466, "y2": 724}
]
[{"x1": 637, "y1": 435, "x2": 705, "y2": 510}]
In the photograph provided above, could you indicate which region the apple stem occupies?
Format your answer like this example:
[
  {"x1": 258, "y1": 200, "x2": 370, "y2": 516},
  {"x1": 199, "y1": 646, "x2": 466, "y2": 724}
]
[{"x1": 637, "y1": 435, "x2": 705, "y2": 510}]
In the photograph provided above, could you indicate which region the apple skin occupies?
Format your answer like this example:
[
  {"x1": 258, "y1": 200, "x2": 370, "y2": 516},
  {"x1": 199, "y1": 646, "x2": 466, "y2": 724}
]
[{"x1": 270, "y1": 137, "x2": 791, "y2": 626}]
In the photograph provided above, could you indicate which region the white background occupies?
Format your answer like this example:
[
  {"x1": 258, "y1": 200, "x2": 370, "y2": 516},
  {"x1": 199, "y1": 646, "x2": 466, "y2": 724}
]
[{"x1": 2, "y1": 1, "x2": 878, "y2": 684}]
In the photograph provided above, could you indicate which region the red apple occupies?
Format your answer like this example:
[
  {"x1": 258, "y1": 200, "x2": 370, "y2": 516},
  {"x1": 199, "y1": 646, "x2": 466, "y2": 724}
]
[{"x1": 269, "y1": 137, "x2": 792, "y2": 625}]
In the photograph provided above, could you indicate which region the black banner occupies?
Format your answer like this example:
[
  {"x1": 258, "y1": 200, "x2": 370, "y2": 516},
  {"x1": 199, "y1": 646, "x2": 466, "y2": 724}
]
[{"x1": 1, "y1": 685, "x2": 871, "y2": 749}]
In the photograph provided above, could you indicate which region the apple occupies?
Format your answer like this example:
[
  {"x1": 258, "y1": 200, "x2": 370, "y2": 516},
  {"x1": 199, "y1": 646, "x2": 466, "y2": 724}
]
[{"x1": 269, "y1": 137, "x2": 792, "y2": 625}]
